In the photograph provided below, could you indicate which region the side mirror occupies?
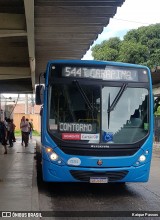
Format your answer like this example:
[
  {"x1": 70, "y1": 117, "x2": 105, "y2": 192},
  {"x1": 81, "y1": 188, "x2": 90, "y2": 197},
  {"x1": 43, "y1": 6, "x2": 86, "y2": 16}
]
[{"x1": 35, "y1": 85, "x2": 44, "y2": 105}]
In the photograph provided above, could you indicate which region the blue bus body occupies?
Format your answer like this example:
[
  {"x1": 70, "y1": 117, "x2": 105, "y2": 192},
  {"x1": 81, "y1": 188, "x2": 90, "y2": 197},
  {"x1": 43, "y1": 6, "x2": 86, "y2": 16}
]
[{"x1": 37, "y1": 60, "x2": 153, "y2": 183}]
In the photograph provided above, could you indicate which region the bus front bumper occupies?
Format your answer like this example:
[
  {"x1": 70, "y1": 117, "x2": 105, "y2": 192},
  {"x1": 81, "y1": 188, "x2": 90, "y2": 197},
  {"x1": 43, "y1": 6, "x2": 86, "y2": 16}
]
[{"x1": 42, "y1": 159, "x2": 150, "y2": 182}]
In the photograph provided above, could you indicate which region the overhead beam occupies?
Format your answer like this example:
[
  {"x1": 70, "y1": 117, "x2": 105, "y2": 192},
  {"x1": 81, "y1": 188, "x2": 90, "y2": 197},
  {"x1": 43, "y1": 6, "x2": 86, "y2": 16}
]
[
  {"x1": 36, "y1": 26, "x2": 104, "y2": 33},
  {"x1": 35, "y1": 33, "x2": 98, "y2": 40},
  {"x1": 0, "y1": 67, "x2": 30, "y2": 80},
  {"x1": 35, "y1": 6, "x2": 117, "y2": 16},
  {"x1": 35, "y1": 0, "x2": 124, "y2": 7},
  {"x1": 0, "y1": 30, "x2": 27, "y2": 38},
  {"x1": 0, "y1": 13, "x2": 25, "y2": 29},
  {"x1": 0, "y1": 13, "x2": 27, "y2": 38},
  {"x1": 36, "y1": 39, "x2": 94, "y2": 45},
  {"x1": 24, "y1": 0, "x2": 35, "y2": 90},
  {"x1": 35, "y1": 17, "x2": 110, "y2": 25}
]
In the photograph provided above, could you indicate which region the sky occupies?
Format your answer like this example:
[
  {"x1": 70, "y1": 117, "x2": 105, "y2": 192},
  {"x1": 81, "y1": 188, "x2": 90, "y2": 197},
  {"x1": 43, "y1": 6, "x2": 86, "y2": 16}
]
[{"x1": 82, "y1": 0, "x2": 160, "y2": 60}]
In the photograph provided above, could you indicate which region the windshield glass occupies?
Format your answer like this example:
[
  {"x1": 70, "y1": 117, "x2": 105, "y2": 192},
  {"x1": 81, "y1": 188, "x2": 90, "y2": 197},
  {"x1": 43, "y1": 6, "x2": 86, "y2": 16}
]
[
  {"x1": 48, "y1": 83, "x2": 149, "y2": 144},
  {"x1": 102, "y1": 87, "x2": 149, "y2": 143},
  {"x1": 48, "y1": 82, "x2": 100, "y2": 143}
]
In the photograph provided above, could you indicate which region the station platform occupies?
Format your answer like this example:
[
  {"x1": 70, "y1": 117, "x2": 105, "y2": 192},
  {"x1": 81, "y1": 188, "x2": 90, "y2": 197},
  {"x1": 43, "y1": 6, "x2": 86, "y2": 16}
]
[
  {"x1": 0, "y1": 137, "x2": 39, "y2": 212},
  {"x1": 0, "y1": 137, "x2": 160, "y2": 214}
]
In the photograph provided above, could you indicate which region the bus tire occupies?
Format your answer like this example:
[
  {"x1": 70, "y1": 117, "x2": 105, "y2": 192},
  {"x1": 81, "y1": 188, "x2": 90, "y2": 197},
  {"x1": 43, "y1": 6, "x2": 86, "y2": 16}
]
[
  {"x1": 116, "y1": 182, "x2": 126, "y2": 185},
  {"x1": 36, "y1": 152, "x2": 42, "y2": 181}
]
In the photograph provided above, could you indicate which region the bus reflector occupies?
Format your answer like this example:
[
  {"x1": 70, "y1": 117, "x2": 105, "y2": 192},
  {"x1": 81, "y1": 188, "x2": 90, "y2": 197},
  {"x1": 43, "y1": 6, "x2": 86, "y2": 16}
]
[{"x1": 46, "y1": 147, "x2": 53, "y2": 153}]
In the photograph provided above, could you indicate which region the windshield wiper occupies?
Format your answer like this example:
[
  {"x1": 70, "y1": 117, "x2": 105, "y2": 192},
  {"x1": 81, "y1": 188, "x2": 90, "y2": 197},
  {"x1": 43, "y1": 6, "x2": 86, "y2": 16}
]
[
  {"x1": 107, "y1": 83, "x2": 127, "y2": 129},
  {"x1": 108, "y1": 93, "x2": 111, "y2": 129},
  {"x1": 73, "y1": 80, "x2": 94, "y2": 112}
]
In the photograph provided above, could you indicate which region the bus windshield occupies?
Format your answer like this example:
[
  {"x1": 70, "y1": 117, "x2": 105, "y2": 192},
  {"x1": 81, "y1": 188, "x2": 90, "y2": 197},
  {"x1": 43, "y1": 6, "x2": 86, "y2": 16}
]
[{"x1": 48, "y1": 81, "x2": 149, "y2": 144}]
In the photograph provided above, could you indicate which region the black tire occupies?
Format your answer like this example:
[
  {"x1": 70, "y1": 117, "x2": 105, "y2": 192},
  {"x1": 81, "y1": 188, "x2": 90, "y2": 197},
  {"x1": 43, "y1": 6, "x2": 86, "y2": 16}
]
[{"x1": 36, "y1": 151, "x2": 42, "y2": 182}]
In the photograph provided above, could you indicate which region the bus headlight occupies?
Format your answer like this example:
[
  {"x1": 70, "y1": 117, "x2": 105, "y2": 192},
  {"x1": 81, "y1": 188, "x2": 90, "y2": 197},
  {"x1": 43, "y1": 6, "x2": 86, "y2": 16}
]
[
  {"x1": 134, "y1": 151, "x2": 149, "y2": 167},
  {"x1": 45, "y1": 147, "x2": 64, "y2": 164},
  {"x1": 45, "y1": 147, "x2": 59, "y2": 161},
  {"x1": 50, "y1": 152, "x2": 59, "y2": 161},
  {"x1": 138, "y1": 155, "x2": 146, "y2": 162}
]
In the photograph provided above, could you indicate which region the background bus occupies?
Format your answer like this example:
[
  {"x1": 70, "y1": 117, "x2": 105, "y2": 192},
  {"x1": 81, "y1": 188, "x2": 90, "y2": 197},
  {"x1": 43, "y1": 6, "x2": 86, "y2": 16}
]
[{"x1": 36, "y1": 59, "x2": 153, "y2": 183}]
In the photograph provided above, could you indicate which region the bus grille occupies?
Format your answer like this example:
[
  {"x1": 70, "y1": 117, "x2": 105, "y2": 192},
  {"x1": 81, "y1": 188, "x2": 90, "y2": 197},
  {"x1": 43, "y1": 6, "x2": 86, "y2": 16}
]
[
  {"x1": 60, "y1": 147, "x2": 138, "y2": 156},
  {"x1": 70, "y1": 170, "x2": 128, "y2": 182}
]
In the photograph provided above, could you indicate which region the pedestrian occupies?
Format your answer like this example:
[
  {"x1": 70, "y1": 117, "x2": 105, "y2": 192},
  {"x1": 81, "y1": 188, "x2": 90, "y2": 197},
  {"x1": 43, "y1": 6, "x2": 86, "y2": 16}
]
[
  {"x1": 20, "y1": 118, "x2": 24, "y2": 145},
  {"x1": 7, "y1": 119, "x2": 13, "y2": 147},
  {"x1": 4, "y1": 117, "x2": 8, "y2": 128},
  {"x1": 8, "y1": 119, "x2": 16, "y2": 147},
  {"x1": 29, "y1": 119, "x2": 34, "y2": 139},
  {"x1": 11, "y1": 119, "x2": 16, "y2": 142},
  {"x1": 20, "y1": 116, "x2": 30, "y2": 147},
  {"x1": 4, "y1": 117, "x2": 9, "y2": 144},
  {"x1": 0, "y1": 119, "x2": 7, "y2": 154}
]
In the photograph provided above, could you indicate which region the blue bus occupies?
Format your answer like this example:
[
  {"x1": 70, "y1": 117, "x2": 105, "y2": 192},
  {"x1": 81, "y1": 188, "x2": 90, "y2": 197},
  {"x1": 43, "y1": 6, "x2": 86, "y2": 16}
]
[{"x1": 36, "y1": 59, "x2": 153, "y2": 183}]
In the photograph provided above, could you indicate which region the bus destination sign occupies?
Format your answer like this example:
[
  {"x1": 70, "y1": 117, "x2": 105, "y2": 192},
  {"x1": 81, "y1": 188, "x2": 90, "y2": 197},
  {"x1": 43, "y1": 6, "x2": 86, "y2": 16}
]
[
  {"x1": 62, "y1": 66, "x2": 139, "y2": 81},
  {"x1": 59, "y1": 122, "x2": 97, "y2": 133}
]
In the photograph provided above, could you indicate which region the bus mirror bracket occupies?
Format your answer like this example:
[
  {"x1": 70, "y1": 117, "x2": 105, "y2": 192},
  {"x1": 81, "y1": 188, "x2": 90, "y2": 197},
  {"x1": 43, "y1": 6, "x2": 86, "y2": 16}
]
[{"x1": 35, "y1": 85, "x2": 44, "y2": 105}]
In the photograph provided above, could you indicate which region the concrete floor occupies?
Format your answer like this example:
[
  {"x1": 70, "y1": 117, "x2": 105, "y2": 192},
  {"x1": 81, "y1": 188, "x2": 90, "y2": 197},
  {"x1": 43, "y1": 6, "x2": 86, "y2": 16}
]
[
  {"x1": 0, "y1": 138, "x2": 160, "y2": 220},
  {"x1": 0, "y1": 138, "x2": 39, "y2": 212}
]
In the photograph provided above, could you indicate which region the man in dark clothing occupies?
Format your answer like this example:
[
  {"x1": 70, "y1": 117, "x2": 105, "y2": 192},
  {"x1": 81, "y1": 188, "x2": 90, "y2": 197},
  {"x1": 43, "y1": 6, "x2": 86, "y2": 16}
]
[
  {"x1": 20, "y1": 116, "x2": 30, "y2": 147},
  {"x1": 29, "y1": 119, "x2": 34, "y2": 139},
  {"x1": 0, "y1": 120, "x2": 7, "y2": 154},
  {"x1": 7, "y1": 119, "x2": 16, "y2": 147}
]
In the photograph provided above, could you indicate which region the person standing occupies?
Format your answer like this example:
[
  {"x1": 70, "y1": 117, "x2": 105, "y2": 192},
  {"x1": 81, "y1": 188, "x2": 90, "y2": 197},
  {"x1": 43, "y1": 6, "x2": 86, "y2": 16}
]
[
  {"x1": 29, "y1": 119, "x2": 34, "y2": 139},
  {"x1": 11, "y1": 119, "x2": 16, "y2": 142},
  {"x1": 0, "y1": 119, "x2": 7, "y2": 154},
  {"x1": 8, "y1": 119, "x2": 16, "y2": 147},
  {"x1": 20, "y1": 118, "x2": 24, "y2": 145},
  {"x1": 7, "y1": 119, "x2": 13, "y2": 147},
  {"x1": 4, "y1": 117, "x2": 9, "y2": 144},
  {"x1": 20, "y1": 116, "x2": 30, "y2": 147},
  {"x1": 26, "y1": 118, "x2": 31, "y2": 141}
]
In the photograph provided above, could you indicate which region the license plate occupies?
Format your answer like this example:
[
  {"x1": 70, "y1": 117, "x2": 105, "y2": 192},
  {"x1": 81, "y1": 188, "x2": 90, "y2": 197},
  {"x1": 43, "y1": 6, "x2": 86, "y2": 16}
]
[{"x1": 90, "y1": 177, "x2": 108, "y2": 183}]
